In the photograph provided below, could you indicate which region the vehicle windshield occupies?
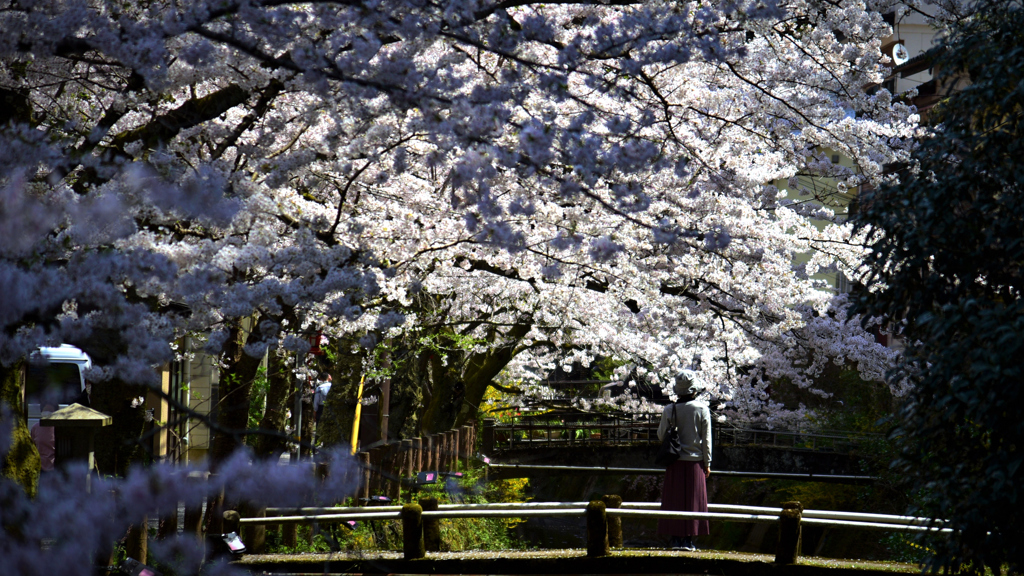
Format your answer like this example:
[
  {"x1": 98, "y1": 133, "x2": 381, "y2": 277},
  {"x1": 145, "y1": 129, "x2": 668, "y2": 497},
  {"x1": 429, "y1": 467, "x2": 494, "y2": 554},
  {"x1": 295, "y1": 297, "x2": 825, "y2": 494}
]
[{"x1": 27, "y1": 362, "x2": 83, "y2": 406}]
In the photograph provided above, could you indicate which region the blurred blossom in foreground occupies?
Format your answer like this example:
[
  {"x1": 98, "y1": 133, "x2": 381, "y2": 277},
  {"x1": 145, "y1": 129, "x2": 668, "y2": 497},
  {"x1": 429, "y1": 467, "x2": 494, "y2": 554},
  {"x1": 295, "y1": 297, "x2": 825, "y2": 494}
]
[{"x1": 0, "y1": 409, "x2": 359, "y2": 576}]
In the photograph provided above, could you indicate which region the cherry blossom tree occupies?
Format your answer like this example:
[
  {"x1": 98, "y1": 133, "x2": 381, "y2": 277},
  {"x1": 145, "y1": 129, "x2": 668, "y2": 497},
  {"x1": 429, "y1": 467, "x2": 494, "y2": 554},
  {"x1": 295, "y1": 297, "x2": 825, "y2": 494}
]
[
  {"x1": 1, "y1": 0, "x2": 917, "y2": 462},
  {"x1": 0, "y1": 0, "x2": 922, "y2": 571}
]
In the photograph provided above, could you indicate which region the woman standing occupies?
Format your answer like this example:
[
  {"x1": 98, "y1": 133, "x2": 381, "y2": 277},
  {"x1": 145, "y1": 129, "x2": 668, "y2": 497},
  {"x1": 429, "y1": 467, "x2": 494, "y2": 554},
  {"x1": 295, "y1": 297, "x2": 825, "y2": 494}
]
[{"x1": 657, "y1": 370, "x2": 712, "y2": 551}]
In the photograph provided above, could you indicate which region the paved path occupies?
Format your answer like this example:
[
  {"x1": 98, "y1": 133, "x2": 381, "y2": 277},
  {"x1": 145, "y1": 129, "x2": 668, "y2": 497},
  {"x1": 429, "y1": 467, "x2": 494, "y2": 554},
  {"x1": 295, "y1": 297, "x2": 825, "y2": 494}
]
[{"x1": 236, "y1": 548, "x2": 917, "y2": 575}]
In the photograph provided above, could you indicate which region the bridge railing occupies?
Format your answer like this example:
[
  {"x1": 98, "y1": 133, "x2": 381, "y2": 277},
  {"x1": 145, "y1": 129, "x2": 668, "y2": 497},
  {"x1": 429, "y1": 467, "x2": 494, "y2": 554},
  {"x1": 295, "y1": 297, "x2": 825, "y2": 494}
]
[
  {"x1": 231, "y1": 500, "x2": 950, "y2": 562},
  {"x1": 716, "y1": 425, "x2": 884, "y2": 453},
  {"x1": 483, "y1": 414, "x2": 662, "y2": 451},
  {"x1": 482, "y1": 416, "x2": 883, "y2": 454}
]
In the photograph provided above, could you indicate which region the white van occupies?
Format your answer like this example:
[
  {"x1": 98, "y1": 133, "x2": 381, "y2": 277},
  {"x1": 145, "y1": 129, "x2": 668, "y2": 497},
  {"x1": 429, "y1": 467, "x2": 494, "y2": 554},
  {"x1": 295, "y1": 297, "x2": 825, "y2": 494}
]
[{"x1": 25, "y1": 344, "x2": 92, "y2": 429}]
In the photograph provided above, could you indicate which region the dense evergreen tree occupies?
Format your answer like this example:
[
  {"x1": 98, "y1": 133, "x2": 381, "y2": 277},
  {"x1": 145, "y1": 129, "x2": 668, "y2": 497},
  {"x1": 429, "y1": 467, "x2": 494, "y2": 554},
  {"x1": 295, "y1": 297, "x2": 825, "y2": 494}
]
[{"x1": 851, "y1": 1, "x2": 1024, "y2": 572}]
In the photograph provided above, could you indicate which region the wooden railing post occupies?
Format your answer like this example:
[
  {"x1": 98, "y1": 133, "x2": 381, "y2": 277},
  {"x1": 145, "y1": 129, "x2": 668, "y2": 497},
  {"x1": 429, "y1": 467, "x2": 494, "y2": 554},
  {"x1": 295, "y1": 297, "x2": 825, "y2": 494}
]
[
  {"x1": 125, "y1": 516, "x2": 148, "y2": 564},
  {"x1": 386, "y1": 443, "x2": 401, "y2": 500},
  {"x1": 157, "y1": 506, "x2": 177, "y2": 540},
  {"x1": 452, "y1": 429, "x2": 461, "y2": 470},
  {"x1": 183, "y1": 501, "x2": 203, "y2": 540},
  {"x1": 369, "y1": 445, "x2": 384, "y2": 495},
  {"x1": 239, "y1": 503, "x2": 267, "y2": 554},
  {"x1": 412, "y1": 437, "x2": 423, "y2": 473},
  {"x1": 420, "y1": 497, "x2": 441, "y2": 552},
  {"x1": 282, "y1": 518, "x2": 297, "y2": 548},
  {"x1": 440, "y1": 432, "x2": 450, "y2": 473},
  {"x1": 482, "y1": 419, "x2": 495, "y2": 454},
  {"x1": 602, "y1": 495, "x2": 623, "y2": 548},
  {"x1": 431, "y1": 434, "x2": 441, "y2": 473},
  {"x1": 357, "y1": 451, "x2": 370, "y2": 503},
  {"x1": 586, "y1": 500, "x2": 609, "y2": 557},
  {"x1": 402, "y1": 439, "x2": 414, "y2": 483},
  {"x1": 776, "y1": 501, "x2": 803, "y2": 564},
  {"x1": 401, "y1": 504, "x2": 425, "y2": 559},
  {"x1": 425, "y1": 434, "x2": 435, "y2": 472},
  {"x1": 222, "y1": 510, "x2": 241, "y2": 535}
]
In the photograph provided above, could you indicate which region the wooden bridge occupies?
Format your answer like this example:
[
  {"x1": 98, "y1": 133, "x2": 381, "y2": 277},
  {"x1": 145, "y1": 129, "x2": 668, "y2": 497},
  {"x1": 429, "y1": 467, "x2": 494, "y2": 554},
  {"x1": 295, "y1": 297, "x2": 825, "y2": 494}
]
[{"x1": 481, "y1": 414, "x2": 882, "y2": 478}]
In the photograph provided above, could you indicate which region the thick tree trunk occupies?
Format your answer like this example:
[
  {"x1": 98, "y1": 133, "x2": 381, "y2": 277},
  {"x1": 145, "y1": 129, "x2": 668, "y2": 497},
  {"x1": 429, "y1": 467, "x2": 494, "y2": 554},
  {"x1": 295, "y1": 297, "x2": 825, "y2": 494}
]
[
  {"x1": 1, "y1": 360, "x2": 40, "y2": 498},
  {"x1": 316, "y1": 340, "x2": 364, "y2": 450},
  {"x1": 252, "y1": 349, "x2": 292, "y2": 459},
  {"x1": 208, "y1": 321, "x2": 263, "y2": 467},
  {"x1": 317, "y1": 324, "x2": 527, "y2": 446},
  {"x1": 419, "y1": 324, "x2": 530, "y2": 433}
]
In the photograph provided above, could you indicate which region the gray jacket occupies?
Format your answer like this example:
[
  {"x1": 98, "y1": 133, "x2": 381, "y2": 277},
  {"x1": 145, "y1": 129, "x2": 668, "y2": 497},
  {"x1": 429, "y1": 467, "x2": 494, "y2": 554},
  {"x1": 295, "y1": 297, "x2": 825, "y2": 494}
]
[{"x1": 657, "y1": 399, "x2": 712, "y2": 467}]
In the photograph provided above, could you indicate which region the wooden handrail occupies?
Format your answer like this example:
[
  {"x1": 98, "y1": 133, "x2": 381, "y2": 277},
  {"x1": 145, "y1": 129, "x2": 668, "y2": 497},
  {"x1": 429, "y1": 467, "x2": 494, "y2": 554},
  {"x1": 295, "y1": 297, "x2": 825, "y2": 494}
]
[{"x1": 255, "y1": 501, "x2": 942, "y2": 527}]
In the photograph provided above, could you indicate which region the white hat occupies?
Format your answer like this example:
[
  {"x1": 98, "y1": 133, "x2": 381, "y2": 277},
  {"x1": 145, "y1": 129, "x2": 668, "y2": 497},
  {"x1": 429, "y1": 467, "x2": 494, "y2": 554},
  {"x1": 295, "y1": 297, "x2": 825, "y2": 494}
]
[{"x1": 673, "y1": 370, "x2": 703, "y2": 398}]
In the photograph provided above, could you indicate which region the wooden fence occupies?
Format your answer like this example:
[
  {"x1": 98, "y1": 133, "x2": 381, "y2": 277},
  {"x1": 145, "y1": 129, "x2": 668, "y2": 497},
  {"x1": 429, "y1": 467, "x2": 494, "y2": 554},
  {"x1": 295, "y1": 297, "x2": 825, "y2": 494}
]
[
  {"x1": 352, "y1": 423, "x2": 477, "y2": 502},
  {"x1": 231, "y1": 499, "x2": 951, "y2": 563}
]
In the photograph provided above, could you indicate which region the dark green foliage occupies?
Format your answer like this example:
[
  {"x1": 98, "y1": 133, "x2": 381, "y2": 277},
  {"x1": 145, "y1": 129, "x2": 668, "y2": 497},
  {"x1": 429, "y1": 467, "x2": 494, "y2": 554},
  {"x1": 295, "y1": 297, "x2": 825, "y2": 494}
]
[{"x1": 851, "y1": 2, "x2": 1024, "y2": 572}]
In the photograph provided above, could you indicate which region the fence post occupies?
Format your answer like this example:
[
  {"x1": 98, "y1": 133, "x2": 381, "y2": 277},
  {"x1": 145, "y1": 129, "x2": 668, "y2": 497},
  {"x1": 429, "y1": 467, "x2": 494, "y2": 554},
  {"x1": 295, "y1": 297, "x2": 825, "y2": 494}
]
[
  {"x1": 183, "y1": 502, "x2": 203, "y2": 539},
  {"x1": 372, "y1": 446, "x2": 385, "y2": 495},
  {"x1": 125, "y1": 517, "x2": 148, "y2": 564},
  {"x1": 239, "y1": 502, "x2": 267, "y2": 554},
  {"x1": 183, "y1": 472, "x2": 206, "y2": 542},
  {"x1": 432, "y1": 434, "x2": 442, "y2": 472},
  {"x1": 386, "y1": 443, "x2": 401, "y2": 500},
  {"x1": 357, "y1": 451, "x2": 370, "y2": 504},
  {"x1": 401, "y1": 504, "x2": 426, "y2": 559},
  {"x1": 420, "y1": 497, "x2": 441, "y2": 552},
  {"x1": 413, "y1": 437, "x2": 423, "y2": 473},
  {"x1": 424, "y1": 434, "x2": 435, "y2": 472},
  {"x1": 282, "y1": 517, "x2": 297, "y2": 548},
  {"x1": 586, "y1": 500, "x2": 609, "y2": 557},
  {"x1": 602, "y1": 495, "x2": 623, "y2": 548},
  {"x1": 775, "y1": 501, "x2": 803, "y2": 564},
  {"x1": 482, "y1": 419, "x2": 495, "y2": 454},
  {"x1": 315, "y1": 461, "x2": 330, "y2": 483},
  {"x1": 402, "y1": 439, "x2": 414, "y2": 483},
  {"x1": 452, "y1": 429, "x2": 461, "y2": 470},
  {"x1": 445, "y1": 430, "x2": 452, "y2": 470},
  {"x1": 452, "y1": 428, "x2": 460, "y2": 469},
  {"x1": 222, "y1": 510, "x2": 241, "y2": 535},
  {"x1": 431, "y1": 434, "x2": 441, "y2": 473},
  {"x1": 157, "y1": 506, "x2": 177, "y2": 540},
  {"x1": 439, "y1": 432, "x2": 449, "y2": 473}
]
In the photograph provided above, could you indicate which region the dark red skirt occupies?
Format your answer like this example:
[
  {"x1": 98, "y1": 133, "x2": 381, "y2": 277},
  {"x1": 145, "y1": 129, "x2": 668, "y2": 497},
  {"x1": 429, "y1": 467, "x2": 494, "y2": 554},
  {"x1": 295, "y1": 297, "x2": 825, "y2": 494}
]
[{"x1": 658, "y1": 459, "x2": 710, "y2": 536}]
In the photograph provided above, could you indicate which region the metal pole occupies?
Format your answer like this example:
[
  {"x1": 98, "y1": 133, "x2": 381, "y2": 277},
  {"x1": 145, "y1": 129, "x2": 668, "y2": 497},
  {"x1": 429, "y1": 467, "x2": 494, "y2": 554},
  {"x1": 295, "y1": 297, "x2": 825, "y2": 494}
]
[
  {"x1": 351, "y1": 375, "x2": 365, "y2": 455},
  {"x1": 293, "y1": 352, "x2": 304, "y2": 463},
  {"x1": 183, "y1": 335, "x2": 192, "y2": 465},
  {"x1": 380, "y1": 349, "x2": 390, "y2": 446}
]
